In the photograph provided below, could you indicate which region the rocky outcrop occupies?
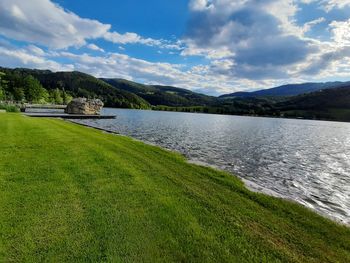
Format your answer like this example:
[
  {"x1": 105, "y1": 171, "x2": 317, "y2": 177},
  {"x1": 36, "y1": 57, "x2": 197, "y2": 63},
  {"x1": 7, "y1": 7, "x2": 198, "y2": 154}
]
[{"x1": 65, "y1": 98, "x2": 104, "y2": 115}]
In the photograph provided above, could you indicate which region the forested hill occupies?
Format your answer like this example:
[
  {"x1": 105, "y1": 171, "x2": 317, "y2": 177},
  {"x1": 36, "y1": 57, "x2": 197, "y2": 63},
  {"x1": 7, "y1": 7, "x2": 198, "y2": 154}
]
[
  {"x1": 102, "y1": 78, "x2": 215, "y2": 107},
  {"x1": 220, "y1": 82, "x2": 350, "y2": 98},
  {"x1": 0, "y1": 68, "x2": 150, "y2": 109},
  {"x1": 208, "y1": 85, "x2": 350, "y2": 122},
  {"x1": 274, "y1": 85, "x2": 350, "y2": 121}
]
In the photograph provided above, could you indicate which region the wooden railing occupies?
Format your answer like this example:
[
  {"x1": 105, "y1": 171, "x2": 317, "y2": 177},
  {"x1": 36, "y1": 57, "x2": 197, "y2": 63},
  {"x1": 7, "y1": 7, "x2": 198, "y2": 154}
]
[{"x1": 20, "y1": 104, "x2": 67, "y2": 112}]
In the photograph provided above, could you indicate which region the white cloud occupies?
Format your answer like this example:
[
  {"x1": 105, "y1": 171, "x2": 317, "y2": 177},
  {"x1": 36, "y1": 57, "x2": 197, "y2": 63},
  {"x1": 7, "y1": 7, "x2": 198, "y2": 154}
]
[
  {"x1": 296, "y1": 19, "x2": 350, "y2": 77},
  {"x1": 329, "y1": 19, "x2": 350, "y2": 46},
  {"x1": 189, "y1": 0, "x2": 214, "y2": 11},
  {"x1": 86, "y1": 43, "x2": 105, "y2": 52},
  {"x1": 0, "y1": 45, "x2": 73, "y2": 71},
  {"x1": 263, "y1": 0, "x2": 302, "y2": 36},
  {"x1": 104, "y1": 32, "x2": 182, "y2": 50},
  {"x1": 182, "y1": 0, "x2": 350, "y2": 89},
  {"x1": 181, "y1": 42, "x2": 233, "y2": 59},
  {"x1": 300, "y1": 0, "x2": 350, "y2": 11},
  {"x1": 321, "y1": 0, "x2": 350, "y2": 11},
  {"x1": 183, "y1": 0, "x2": 316, "y2": 80},
  {"x1": 0, "y1": 0, "x2": 110, "y2": 49},
  {"x1": 27, "y1": 45, "x2": 46, "y2": 56},
  {"x1": 0, "y1": 0, "x2": 181, "y2": 50},
  {"x1": 104, "y1": 31, "x2": 162, "y2": 46},
  {"x1": 302, "y1": 17, "x2": 326, "y2": 33},
  {"x1": 10, "y1": 5, "x2": 27, "y2": 21}
]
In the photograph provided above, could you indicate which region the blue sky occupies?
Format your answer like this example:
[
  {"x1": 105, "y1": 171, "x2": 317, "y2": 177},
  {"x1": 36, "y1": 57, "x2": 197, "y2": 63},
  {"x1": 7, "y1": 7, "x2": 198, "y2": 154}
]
[{"x1": 0, "y1": 0, "x2": 350, "y2": 95}]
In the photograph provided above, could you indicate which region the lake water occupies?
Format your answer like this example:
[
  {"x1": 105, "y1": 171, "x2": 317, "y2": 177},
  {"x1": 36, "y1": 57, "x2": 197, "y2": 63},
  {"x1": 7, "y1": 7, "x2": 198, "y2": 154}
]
[{"x1": 71, "y1": 108, "x2": 350, "y2": 225}]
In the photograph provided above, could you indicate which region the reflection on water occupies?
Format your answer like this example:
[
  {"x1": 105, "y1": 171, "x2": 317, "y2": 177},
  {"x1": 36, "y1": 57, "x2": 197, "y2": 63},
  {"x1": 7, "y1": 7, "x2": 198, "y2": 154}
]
[{"x1": 72, "y1": 108, "x2": 350, "y2": 225}]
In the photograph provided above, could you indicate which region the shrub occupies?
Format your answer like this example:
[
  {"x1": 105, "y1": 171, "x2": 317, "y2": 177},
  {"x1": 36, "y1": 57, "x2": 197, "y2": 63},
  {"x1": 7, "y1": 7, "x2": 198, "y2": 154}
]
[{"x1": 0, "y1": 104, "x2": 20, "y2": 113}]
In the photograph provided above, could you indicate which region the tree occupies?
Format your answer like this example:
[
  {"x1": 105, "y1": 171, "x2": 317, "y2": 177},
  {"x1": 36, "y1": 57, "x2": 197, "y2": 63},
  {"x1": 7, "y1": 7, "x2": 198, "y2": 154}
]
[
  {"x1": 13, "y1": 88, "x2": 25, "y2": 102},
  {"x1": 39, "y1": 89, "x2": 49, "y2": 104},
  {"x1": 24, "y1": 75, "x2": 47, "y2": 103},
  {"x1": 49, "y1": 88, "x2": 64, "y2": 104},
  {"x1": 0, "y1": 88, "x2": 4, "y2": 101},
  {"x1": 0, "y1": 72, "x2": 7, "y2": 101},
  {"x1": 62, "y1": 90, "x2": 73, "y2": 104}
]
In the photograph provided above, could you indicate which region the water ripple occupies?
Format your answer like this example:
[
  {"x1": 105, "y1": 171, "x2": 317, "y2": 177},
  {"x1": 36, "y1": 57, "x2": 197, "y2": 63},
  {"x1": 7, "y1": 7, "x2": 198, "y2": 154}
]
[{"x1": 72, "y1": 109, "x2": 350, "y2": 225}]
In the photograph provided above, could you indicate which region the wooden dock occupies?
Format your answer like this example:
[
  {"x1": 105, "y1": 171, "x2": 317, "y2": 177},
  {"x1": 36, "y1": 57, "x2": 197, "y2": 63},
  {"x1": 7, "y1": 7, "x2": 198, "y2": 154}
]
[
  {"x1": 20, "y1": 104, "x2": 67, "y2": 112},
  {"x1": 21, "y1": 104, "x2": 115, "y2": 119}
]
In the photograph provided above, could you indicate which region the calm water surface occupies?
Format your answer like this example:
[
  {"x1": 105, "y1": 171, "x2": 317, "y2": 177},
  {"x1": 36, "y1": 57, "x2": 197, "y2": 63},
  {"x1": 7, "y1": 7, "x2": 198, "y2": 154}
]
[{"x1": 72, "y1": 108, "x2": 350, "y2": 224}]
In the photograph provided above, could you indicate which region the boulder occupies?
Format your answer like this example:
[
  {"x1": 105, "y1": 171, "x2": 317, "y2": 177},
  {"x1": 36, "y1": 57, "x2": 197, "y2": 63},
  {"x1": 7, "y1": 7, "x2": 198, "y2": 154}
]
[{"x1": 65, "y1": 98, "x2": 104, "y2": 115}]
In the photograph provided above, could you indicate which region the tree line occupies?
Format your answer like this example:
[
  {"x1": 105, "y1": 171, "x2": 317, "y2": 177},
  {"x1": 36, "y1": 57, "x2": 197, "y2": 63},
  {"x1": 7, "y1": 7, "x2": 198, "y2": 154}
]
[{"x1": 0, "y1": 72, "x2": 72, "y2": 104}]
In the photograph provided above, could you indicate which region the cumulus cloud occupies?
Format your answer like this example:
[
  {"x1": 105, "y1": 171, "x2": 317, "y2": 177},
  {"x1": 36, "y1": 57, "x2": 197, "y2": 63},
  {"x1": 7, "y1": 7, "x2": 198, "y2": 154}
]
[
  {"x1": 302, "y1": 46, "x2": 350, "y2": 75},
  {"x1": 300, "y1": 0, "x2": 350, "y2": 11},
  {"x1": 86, "y1": 43, "x2": 105, "y2": 52},
  {"x1": 302, "y1": 17, "x2": 326, "y2": 33},
  {"x1": 183, "y1": 0, "x2": 316, "y2": 80},
  {"x1": 104, "y1": 32, "x2": 158, "y2": 45},
  {"x1": 0, "y1": 45, "x2": 73, "y2": 71},
  {"x1": 329, "y1": 19, "x2": 350, "y2": 45},
  {"x1": 27, "y1": 45, "x2": 46, "y2": 56},
  {"x1": 0, "y1": 0, "x2": 109, "y2": 49},
  {"x1": 104, "y1": 32, "x2": 182, "y2": 50},
  {"x1": 300, "y1": 19, "x2": 350, "y2": 75},
  {"x1": 0, "y1": 0, "x2": 180, "y2": 50},
  {"x1": 320, "y1": 0, "x2": 350, "y2": 11}
]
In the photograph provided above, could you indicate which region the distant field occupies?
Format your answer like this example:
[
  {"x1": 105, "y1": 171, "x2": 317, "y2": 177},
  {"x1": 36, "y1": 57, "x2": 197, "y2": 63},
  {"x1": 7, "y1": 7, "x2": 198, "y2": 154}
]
[{"x1": 0, "y1": 114, "x2": 349, "y2": 262}]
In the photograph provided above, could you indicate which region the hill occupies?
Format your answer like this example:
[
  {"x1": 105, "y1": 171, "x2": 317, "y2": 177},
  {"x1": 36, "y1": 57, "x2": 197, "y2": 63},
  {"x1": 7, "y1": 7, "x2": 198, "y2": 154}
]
[
  {"x1": 274, "y1": 85, "x2": 350, "y2": 121},
  {"x1": 159, "y1": 85, "x2": 350, "y2": 122},
  {"x1": 0, "y1": 67, "x2": 151, "y2": 109},
  {"x1": 220, "y1": 82, "x2": 350, "y2": 99},
  {"x1": 102, "y1": 78, "x2": 215, "y2": 107},
  {"x1": 212, "y1": 86, "x2": 350, "y2": 121}
]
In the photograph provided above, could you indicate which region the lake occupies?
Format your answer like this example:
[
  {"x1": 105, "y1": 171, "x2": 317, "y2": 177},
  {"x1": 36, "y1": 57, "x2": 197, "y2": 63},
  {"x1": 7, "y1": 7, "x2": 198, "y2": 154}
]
[{"x1": 71, "y1": 108, "x2": 350, "y2": 225}]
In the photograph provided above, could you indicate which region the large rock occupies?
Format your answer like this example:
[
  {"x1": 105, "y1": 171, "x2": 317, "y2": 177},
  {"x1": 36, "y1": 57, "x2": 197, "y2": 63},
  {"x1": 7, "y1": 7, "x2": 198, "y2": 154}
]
[{"x1": 65, "y1": 98, "x2": 104, "y2": 115}]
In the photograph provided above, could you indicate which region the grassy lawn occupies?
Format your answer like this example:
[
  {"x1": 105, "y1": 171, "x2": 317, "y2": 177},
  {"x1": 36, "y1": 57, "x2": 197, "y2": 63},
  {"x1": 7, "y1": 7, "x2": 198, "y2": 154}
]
[{"x1": 0, "y1": 113, "x2": 349, "y2": 262}]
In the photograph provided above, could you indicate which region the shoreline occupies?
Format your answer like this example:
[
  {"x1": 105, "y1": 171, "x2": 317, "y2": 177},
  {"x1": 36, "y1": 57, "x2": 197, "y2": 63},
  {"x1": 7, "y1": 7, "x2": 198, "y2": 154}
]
[
  {"x1": 66, "y1": 117, "x2": 349, "y2": 226},
  {"x1": 1, "y1": 113, "x2": 349, "y2": 261}
]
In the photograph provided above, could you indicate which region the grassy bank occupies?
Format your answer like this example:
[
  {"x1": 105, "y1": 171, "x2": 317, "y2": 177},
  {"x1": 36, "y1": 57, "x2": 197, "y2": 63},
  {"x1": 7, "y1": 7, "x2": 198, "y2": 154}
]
[{"x1": 0, "y1": 114, "x2": 349, "y2": 262}]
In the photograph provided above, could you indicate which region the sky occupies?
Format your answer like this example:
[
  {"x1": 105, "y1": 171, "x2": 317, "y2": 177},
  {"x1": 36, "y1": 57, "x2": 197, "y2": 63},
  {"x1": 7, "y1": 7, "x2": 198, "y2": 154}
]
[{"x1": 0, "y1": 0, "x2": 350, "y2": 95}]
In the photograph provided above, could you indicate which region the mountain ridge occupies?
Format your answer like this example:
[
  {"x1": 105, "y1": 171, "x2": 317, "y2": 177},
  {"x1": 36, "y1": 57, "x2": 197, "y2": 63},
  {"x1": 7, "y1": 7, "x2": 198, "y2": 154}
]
[
  {"x1": 101, "y1": 78, "x2": 215, "y2": 107},
  {"x1": 220, "y1": 82, "x2": 350, "y2": 98}
]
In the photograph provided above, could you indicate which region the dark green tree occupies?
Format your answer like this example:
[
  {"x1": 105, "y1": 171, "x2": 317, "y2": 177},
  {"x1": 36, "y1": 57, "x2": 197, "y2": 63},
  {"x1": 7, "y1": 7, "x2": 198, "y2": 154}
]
[
  {"x1": 13, "y1": 88, "x2": 25, "y2": 102},
  {"x1": 49, "y1": 88, "x2": 64, "y2": 104},
  {"x1": 24, "y1": 75, "x2": 47, "y2": 103},
  {"x1": 62, "y1": 90, "x2": 73, "y2": 104},
  {"x1": 0, "y1": 72, "x2": 8, "y2": 101},
  {"x1": 0, "y1": 88, "x2": 4, "y2": 101}
]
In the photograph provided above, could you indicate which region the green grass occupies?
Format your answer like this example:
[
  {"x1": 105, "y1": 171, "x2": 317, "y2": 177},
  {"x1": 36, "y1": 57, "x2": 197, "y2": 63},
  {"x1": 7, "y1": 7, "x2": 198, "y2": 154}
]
[{"x1": 0, "y1": 114, "x2": 349, "y2": 262}]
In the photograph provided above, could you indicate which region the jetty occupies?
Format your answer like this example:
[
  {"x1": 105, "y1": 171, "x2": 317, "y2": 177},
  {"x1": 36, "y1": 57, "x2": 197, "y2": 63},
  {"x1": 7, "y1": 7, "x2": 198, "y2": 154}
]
[
  {"x1": 20, "y1": 104, "x2": 67, "y2": 112},
  {"x1": 22, "y1": 100, "x2": 116, "y2": 119}
]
